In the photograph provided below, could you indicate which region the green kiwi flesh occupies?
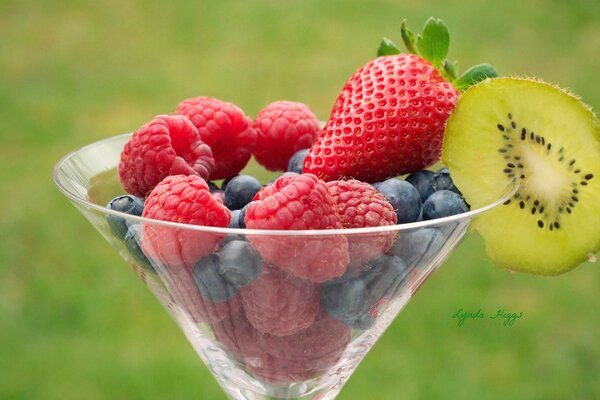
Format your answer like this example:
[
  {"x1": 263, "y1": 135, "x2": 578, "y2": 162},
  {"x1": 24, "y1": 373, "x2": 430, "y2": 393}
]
[{"x1": 443, "y1": 77, "x2": 600, "y2": 275}]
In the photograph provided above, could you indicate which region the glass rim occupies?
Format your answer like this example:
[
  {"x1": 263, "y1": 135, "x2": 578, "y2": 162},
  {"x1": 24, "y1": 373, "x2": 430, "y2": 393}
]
[{"x1": 53, "y1": 133, "x2": 520, "y2": 237}]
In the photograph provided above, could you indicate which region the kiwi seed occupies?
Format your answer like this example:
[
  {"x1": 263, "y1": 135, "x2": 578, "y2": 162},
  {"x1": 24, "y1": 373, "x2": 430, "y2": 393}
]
[{"x1": 494, "y1": 113, "x2": 597, "y2": 232}]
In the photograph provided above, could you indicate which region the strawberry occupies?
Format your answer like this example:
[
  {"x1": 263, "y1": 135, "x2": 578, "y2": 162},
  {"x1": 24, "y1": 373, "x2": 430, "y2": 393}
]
[{"x1": 303, "y1": 18, "x2": 496, "y2": 182}]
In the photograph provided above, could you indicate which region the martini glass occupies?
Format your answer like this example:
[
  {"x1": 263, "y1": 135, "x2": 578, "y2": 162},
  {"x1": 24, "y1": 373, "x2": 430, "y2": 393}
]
[{"x1": 53, "y1": 133, "x2": 516, "y2": 399}]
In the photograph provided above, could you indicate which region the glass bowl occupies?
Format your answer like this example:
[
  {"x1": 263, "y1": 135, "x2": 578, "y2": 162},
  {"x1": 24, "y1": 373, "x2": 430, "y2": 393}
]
[{"x1": 53, "y1": 133, "x2": 516, "y2": 400}]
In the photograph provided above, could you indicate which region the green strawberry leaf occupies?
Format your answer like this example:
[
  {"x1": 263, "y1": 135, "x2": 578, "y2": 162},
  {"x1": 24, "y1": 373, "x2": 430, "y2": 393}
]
[
  {"x1": 454, "y1": 63, "x2": 498, "y2": 91},
  {"x1": 377, "y1": 37, "x2": 401, "y2": 57},
  {"x1": 400, "y1": 20, "x2": 418, "y2": 54},
  {"x1": 443, "y1": 59, "x2": 458, "y2": 80},
  {"x1": 416, "y1": 17, "x2": 450, "y2": 67}
]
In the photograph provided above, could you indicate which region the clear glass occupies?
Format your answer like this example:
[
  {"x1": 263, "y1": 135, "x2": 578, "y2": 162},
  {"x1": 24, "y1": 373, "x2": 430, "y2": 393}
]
[{"x1": 53, "y1": 133, "x2": 517, "y2": 400}]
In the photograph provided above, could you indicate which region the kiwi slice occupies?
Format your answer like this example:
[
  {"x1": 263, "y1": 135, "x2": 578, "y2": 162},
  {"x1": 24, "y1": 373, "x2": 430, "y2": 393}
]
[{"x1": 442, "y1": 77, "x2": 600, "y2": 275}]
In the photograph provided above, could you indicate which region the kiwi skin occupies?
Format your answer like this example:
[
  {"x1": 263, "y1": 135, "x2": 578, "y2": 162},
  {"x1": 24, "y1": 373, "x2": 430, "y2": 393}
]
[{"x1": 442, "y1": 77, "x2": 600, "y2": 275}]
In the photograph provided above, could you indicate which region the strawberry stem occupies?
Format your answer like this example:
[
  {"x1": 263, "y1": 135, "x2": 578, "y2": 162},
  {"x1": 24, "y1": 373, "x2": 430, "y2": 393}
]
[
  {"x1": 379, "y1": 17, "x2": 499, "y2": 91},
  {"x1": 400, "y1": 20, "x2": 418, "y2": 55},
  {"x1": 377, "y1": 37, "x2": 401, "y2": 57}
]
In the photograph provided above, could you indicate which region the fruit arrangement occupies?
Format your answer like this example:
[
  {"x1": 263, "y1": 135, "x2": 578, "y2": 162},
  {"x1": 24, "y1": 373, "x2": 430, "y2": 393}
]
[{"x1": 102, "y1": 17, "x2": 600, "y2": 385}]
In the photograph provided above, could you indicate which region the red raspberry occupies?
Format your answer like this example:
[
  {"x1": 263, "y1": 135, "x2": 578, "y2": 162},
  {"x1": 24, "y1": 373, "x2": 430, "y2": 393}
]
[
  {"x1": 119, "y1": 115, "x2": 214, "y2": 198},
  {"x1": 244, "y1": 173, "x2": 349, "y2": 282},
  {"x1": 141, "y1": 175, "x2": 230, "y2": 267},
  {"x1": 160, "y1": 262, "x2": 242, "y2": 323},
  {"x1": 253, "y1": 101, "x2": 321, "y2": 172},
  {"x1": 240, "y1": 264, "x2": 319, "y2": 336},
  {"x1": 211, "y1": 190, "x2": 225, "y2": 204},
  {"x1": 247, "y1": 312, "x2": 351, "y2": 384},
  {"x1": 176, "y1": 97, "x2": 257, "y2": 180},
  {"x1": 211, "y1": 310, "x2": 263, "y2": 361},
  {"x1": 327, "y1": 179, "x2": 397, "y2": 271}
]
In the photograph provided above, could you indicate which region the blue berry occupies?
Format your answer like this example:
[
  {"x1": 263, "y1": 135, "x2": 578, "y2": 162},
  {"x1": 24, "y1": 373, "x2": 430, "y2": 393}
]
[
  {"x1": 287, "y1": 148, "x2": 309, "y2": 173},
  {"x1": 406, "y1": 170, "x2": 436, "y2": 202},
  {"x1": 219, "y1": 233, "x2": 246, "y2": 249},
  {"x1": 228, "y1": 209, "x2": 242, "y2": 228},
  {"x1": 237, "y1": 203, "x2": 251, "y2": 228},
  {"x1": 422, "y1": 190, "x2": 469, "y2": 220},
  {"x1": 389, "y1": 228, "x2": 445, "y2": 267},
  {"x1": 432, "y1": 167, "x2": 461, "y2": 194},
  {"x1": 218, "y1": 240, "x2": 263, "y2": 288},
  {"x1": 207, "y1": 180, "x2": 220, "y2": 193},
  {"x1": 345, "y1": 312, "x2": 375, "y2": 331},
  {"x1": 376, "y1": 179, "x2": 422, "y2": 223},
  {"x1": 371, "y1": 182, "x2": 383, "y2": 191},
  {"x1": 321, "y1": 275, "x2": 369, "y2": 324},
  {"x1": 224, "y1": 175, "x2": 262, "y2": 210},
  {"x1": 221, "y1": 175, "x2": 238, "y2": 191},
  {"x1": 124, "y1": 224, "x2": 155, "y2": 273},
  {"x1": 106, "y1": 195, "x2": 144, "y2": 239},
  {"x1": 193, "y1": 254, "x2": 238, "y2": 302},
  {"x1": 360, "y1": 254, "x2": 408, "y2": 304}
]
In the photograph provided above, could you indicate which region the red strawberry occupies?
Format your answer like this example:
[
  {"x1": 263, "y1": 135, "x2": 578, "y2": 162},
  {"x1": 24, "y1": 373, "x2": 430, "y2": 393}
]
[
  {"x1": 176, "y1": 96, "x2": 257, "y2": 180},
  {"x1": 244, "y1": 173, "x2": 349, "y2": 282},
  {"x1": 240, "y1": 264, "x2": 320, "y2": 336},
  {"x1": 327, "y1": 179, "x2": 397, "y2": 270},
  {"x1": 141, "y1": 174, "x2": 230, "y2": 267},
  {"x1": 303, "y1": 53, "x2": 458, "y2": 182},
  {"x1": 119, "y1": 115, "x2": 215, "y2": 198},
  {"x1": 253, "y1": 101, "x2": 321, "y2": 172}
]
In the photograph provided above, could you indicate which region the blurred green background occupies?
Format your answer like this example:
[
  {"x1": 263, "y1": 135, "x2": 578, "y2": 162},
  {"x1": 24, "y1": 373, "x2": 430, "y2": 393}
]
[{"x1": 1, "y1": 0, "x2": 599, "y2": 399}]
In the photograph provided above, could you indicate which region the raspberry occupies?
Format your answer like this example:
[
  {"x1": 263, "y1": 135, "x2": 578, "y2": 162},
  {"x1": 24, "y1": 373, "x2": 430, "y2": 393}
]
[
  {"x1": 240, "y1": 264, "x2": 319, "y2": 336},
  {"x1": 247, "y1": 312, "x2": 351, "y2": 384},
  {"x1": 119, "y1": 115, "x2": 214, "y2": 198},
  {"x1": 141, "y1": 175, "x2": 230, "y2": 267},
  {"x1": 253, "y1": 101, "x2": 321, "y2": 172},
  {"x1": 211, "y1": 310, "x2": 263, "y2": 360},
  {"x1": 244, "y1": 173, "x2": 349, "y2": 282},
  {"x1": 327, "y1": 180, "x2": 397, "y2": 271},
  {"x1": 176, "y1": 96, "x2": 257, "y2": 180},
  {"x1": 159, "y1": 262, "x2": 242, "y2": 323}
]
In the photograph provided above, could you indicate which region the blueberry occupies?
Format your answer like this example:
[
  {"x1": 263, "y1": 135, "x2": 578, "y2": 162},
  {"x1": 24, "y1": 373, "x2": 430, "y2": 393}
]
[
  {"x1": 106, "y1": 195, "x2": 144, "y2": 239},
  {"x1": 360, "y1": 254, "x2": 408, "y2": 304},
  {"x1": 228, "y1": 209, "x2": 242, "y2": 228},
  {"x1": 432, "y1": 167, "x2": 461, "y2": 194},
  {"x1": 223, "y1": 209, "x2": 246, "y2": 245},
  {"x1": 406, "y1": 170, "x2": 436, "y2": 203},
  {"x1": 237, "y1": 203, "x2": 251, "y2": 228},
  {"x1": 221, "y1": 175, "x2": 238, "y2": 191},
  {"x1": 218, "y1": 240, "x2": 263, "y2": 288},
  {"x1": 219, "y1": 234, "x2": 245, "y2": 249},
  {"x1": 321, "y1": 275, "x2": 369, "y2": 323},
  {"x1": 123, "y1": 224, "x2": 155, "y2": 273},
  {"x1": 422, "y1": 190, "x2": 469, "y2": 220},
  {"x1": 287, "y1": 148, "x2": 309, "y2": 174},
  {"x1": 207, "y1": 181, "x2": 220, "y2": 193},
  {"x1": 193, "y1": 254, "x2": 238, "y2": 302},
  {"x1": 389, "y1": 228, "x2": 445, "y2": 267},
  {"x1": 224, "y1": 175, "x2": 262, "y2": 210},
  {"x1": 345, "y1": 312, "x2": 375, "y2": 331},
  {"x1": 371, "y1": 182, "x2": 383, "y2": 191},
  {"x1": 376, "y1": 179, "x2": 422, "y2": 223}
]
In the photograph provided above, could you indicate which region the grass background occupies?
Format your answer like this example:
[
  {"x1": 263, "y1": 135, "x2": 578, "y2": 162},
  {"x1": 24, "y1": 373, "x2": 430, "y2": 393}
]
[{"x1": 1, "y1": 0, "x2": 600, "y2": 399}]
